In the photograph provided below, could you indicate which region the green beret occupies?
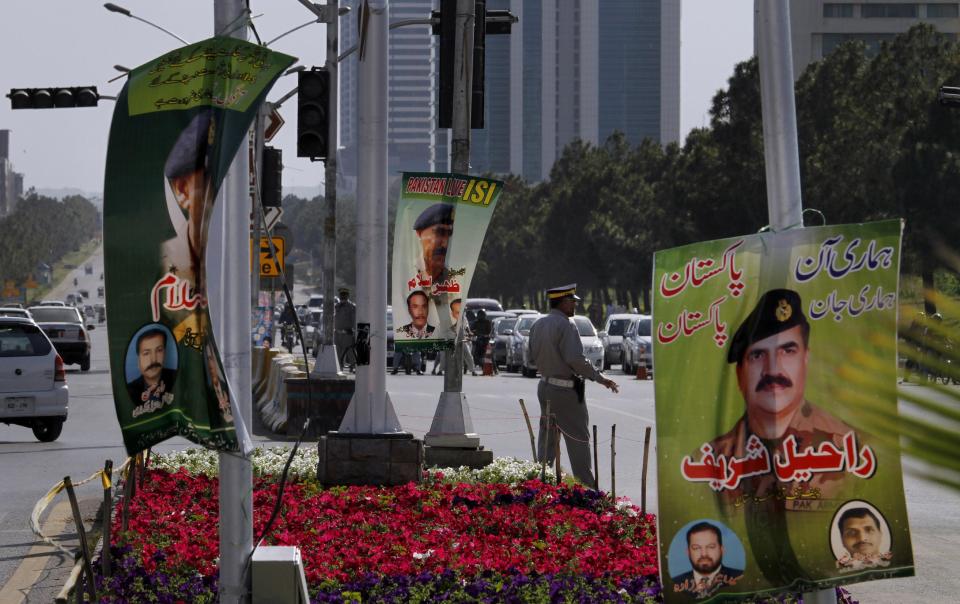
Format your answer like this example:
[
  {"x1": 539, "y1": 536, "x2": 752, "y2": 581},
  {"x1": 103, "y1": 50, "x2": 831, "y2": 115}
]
[
  {"x1": 413, "y1": 203, "x2": 455, "y2": 231},
  {"x1": 727, "y1": 288, "x2": 809, "y2": 364},
  {"x1": 164, "y1": 110, "x2": 215, "y2": 179}
]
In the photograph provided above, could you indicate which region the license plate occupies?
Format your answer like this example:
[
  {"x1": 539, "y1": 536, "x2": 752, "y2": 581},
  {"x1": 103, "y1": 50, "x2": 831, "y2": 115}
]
[{"x1": 4, "y1": 397, "x2": 35, "y2": 414}]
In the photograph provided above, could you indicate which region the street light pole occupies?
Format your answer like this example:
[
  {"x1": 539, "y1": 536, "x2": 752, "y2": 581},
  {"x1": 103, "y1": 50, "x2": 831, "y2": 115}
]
[
  {"x1": 425, "y1": 0, "x2": 482, "y2": 450},
  {"x1": 214, "y1": 0, "x2": 252, "y2": 601}
]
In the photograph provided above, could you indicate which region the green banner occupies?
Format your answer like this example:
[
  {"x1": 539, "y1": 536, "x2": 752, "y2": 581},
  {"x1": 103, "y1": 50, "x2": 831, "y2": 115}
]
[
  {"x1": 391, "y1": 173, "x2": 502, "y2": 352},
  {"x1": 103, "y1": 37, "x2": 295, "y2": 455},
  {"x1": 653, "y1": 220, "x2": 913, "y2": 601}
]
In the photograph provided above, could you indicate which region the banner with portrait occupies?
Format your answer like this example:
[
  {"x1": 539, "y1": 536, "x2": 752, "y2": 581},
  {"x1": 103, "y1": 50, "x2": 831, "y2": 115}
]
[
  {"x1": 391, "y1": 172, "x2": 502, "y2": 353},
  {"x1": 103, "y1": 37, "x2": 295, "y2": 455},
  {"x1": 652, "y1": 220, "x2": 914, "y2": 601}
]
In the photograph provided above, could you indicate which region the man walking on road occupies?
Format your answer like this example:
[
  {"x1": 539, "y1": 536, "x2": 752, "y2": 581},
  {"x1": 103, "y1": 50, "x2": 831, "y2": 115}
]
[
  {"x1": 529, "y1": 283, "x2": 619, "y2": 486},
  {"x1": 334, "y1": 288, "x2": 357, "y2": 368}
]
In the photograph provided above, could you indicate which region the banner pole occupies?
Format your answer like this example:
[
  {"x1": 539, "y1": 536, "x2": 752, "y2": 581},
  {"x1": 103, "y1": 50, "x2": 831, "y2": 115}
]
[{"x1": 215, "y1": 1, "x2": 253, "y2": 602}]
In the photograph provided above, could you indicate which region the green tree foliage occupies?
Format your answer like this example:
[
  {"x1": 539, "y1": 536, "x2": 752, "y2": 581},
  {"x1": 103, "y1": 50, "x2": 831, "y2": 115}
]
[{"x1": 0, "y1": 193, "x2": 100, "y2": 282}]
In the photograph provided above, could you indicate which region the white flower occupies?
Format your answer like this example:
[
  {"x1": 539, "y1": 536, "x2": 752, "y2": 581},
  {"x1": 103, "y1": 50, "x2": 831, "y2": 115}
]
[{"x1": 412, "y1": 549, "x2": 434, "y2": 560}]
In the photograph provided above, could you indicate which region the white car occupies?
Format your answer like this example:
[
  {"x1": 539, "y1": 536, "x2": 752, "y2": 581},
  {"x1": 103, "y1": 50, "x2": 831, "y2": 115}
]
[
  {"x1": 0, "y1": 317, "x2": 69, "y2": 441},
  {"x1": 521, "y1": 315, "x2": 604, "y2": 377},
  {"x1": 0, "y1": 307, "x2": 32, "y2": 320},
  {"x1": 621, "y1": 315, "x2": 653, "y2": 376},
  {"x1": 507, "y1": 314, "x2": 541, "y2": 374},
  {"x1": 599, "y1": 313, "x2": 642, "y2": 369}
]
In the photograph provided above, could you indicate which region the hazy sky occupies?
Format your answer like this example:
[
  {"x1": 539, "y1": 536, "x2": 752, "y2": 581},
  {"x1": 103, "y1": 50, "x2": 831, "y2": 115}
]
[{"x1": 0, "y1": 0, "x2": 753, "y2": 194}]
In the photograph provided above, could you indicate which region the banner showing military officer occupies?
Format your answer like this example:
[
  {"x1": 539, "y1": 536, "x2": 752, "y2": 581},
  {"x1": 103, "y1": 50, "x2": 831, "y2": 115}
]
[
  {"x1": 652, "y1": 220, "x2": 913, "y2": 601},
  {"x1": 390, "y1": 172, "x2": 502, "y2": 354},
  {"x1": 103, "y1": 37, "x2": 295, "y2": 455}
]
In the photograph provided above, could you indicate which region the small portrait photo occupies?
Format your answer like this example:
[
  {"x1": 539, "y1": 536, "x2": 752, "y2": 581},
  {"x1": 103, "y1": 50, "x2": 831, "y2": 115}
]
[
  {"x1": 668, "y1": 519, "x2": 746, "y2": 600},
  {"x1": 125, "y1": 324, "x2": 178, "y2": 406},
  {"x1": 831, "y1": 500, "x2": 893, "y2": 572},
  {"x1": 204, "y1": 341, "x2": 233, "y2": 422}
]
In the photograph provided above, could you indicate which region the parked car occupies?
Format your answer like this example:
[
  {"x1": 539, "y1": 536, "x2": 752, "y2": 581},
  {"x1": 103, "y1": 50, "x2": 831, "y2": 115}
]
[
  {"x1": 599, "y1": 313, "x2": 642, "y2": 369},
  {"x1": 521, "y1": 315, "x2": 603, "y2": 377},
  {"x1": 307, "y1": 294, "x2": 324, "y2": 310},
  {"x1": 95, "y1": 304, "x2": 106, "y2": 324},
  {"x1": 507, "y1": 314, "x2": 541, "y2": 374},
  {"x1": 504, "y1": 308, "x2": 538, "y2": 316},
  {"x1": 491, "y1": 316, "x2": 518, "y2": 368},
  {"x1": 463, "y1": 298, "x2": 504, "y2": 326},
  {"x1": 621, "y1": 315, "x2": 653, "y2": 376},
  {"x1": 303, "y1": 309, "x2": 323, "y2": 353},
  {"x1": 386, "y1": 306, "x2": 394, "y2": 367},
  {"x1": 26, "y1": 306, "x2": 94, "y2": 371},
  {"x1": 0, "y1": 316, "x2": 69, "y2": 442},
  {"x1": 0, "y1": 307, "x2": 32, "y2": 320},
  {"x1": 38, "y1": 300, "x2": 65, "y2": 307}
]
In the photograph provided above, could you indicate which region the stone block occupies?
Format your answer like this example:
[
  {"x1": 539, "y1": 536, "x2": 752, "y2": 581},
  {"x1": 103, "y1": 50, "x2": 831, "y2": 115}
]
[
  {"x1": 389, "y1": 462, "x2": 422, "y2": 485},
  {"x1": 285, "y1": 377, "x2": 355, "y2": 438},
  {"x1": 350, "y1": 438, "x2": 390, "y2": 461},
  {"x1": 424, "y1": 446, "x2": 493, "y2": 470},
  {"x1": 317, "y1": 434, "x2": 424, "y2": 488},
  {"x1": 390, "y1": 438, "x2": 423, "y2": 463}
]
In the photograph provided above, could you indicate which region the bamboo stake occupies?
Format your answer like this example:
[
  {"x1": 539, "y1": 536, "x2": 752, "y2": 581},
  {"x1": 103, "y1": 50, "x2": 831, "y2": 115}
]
[
  {"x1": 64, "y1": 477, "x2": 97, "y2": 603},
  {"x1": 540, "y1": 400, "x2": 551, "y2": 481},
  {"x1": 592, "y1": 424, "x2": 599, "y2": 491},
  {"x1": 611, "y1": 424, "x2": 617, "y2": 500},
  {"x1": 121, "y1": 459, "x2": 136, "y2": 533},
  {"x1": 101, "y1": 460, "x2": 113, "y2": 579},
  {"x1": 518, "y1": 399, "x2": 537, "y2": 462},
  {"x1": 554, "y1": 422, "x2": 562, "y2": 485},
  {"x1": 641, "y1": 426, "x2": 651, "y2": 515}
]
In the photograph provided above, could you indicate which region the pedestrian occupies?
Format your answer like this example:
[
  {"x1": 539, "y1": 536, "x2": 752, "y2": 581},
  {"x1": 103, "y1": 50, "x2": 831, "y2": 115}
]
[
  {"x1": 472, "y1": 309, "x2": 492, "y2": 367},
  {"x1": 334, "y1": 288, "x2": 357, "y2": 368},
  {"x1": 529, "y1": 283, "x2": 619, "y2": 486}
]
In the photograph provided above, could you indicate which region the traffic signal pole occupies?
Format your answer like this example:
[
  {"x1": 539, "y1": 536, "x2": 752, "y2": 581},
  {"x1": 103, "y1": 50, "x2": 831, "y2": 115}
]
[{"x1": 313, "y1": 0, "x2": 342, "y2": 377}]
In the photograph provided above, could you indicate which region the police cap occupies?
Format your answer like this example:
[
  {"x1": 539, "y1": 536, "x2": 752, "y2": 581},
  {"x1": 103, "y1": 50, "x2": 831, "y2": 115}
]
[
  {"x1": 413, "y1": 203, "x2": 455, "y2": 231},
  {"x1": 164, "y1": 109, "x2": 216, "y2": 180},
  {"x1": 546, "y1": 283, "x2": 580, "y2": 301},
  {"x1": 727, "y1": 288, "x2": 809, "y2": 364}
]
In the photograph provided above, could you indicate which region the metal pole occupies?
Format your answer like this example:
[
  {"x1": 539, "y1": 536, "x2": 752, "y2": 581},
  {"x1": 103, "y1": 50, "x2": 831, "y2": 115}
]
[
  {"x1": 757, "y1": 0, "x2": 803, "y2": 231},
  {"x1": 757, "y1": 2, "x2": 831, "y2": 603},
  {"x1": 426, "y1": 0, "x2": 482, "y2": 450},
  {"x1": 215, "y1": 1, "x2": 253, "y2": 602},
  {"x1": 251, "y1": 107, "x2": 265, "y2": 320},
  {"x1": 313, "y1": 0, "x2": 343, "y2": 377},
  {"x1": 338, "y1": 0, "x2": 401, "y2": 434}
]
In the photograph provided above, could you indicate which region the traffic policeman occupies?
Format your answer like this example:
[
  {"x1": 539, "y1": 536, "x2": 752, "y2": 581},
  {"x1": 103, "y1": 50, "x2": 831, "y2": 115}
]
[
  {"x1": 334, "y1": 288, "x2": 357, "y2": 367},
  {"x1": 529, "y1": 283, "x2": 619, "y2": 485}
]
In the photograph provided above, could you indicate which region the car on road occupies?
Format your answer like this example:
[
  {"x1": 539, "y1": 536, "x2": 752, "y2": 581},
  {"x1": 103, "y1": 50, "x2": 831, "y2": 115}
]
[
  {"x1": 0, "y1": 316, "x2": 69, "y2": 442},
  {"x1": 0, "y1": 307, "x2": 32, "y2": 320},
  {"x1": 491, "y1": 316, "x2": 518, "y2": 368},
  {"x1": 521, "y1": 315, "x2": 604, "y2": 377},
  {"x1": 303, "y1": 309, "x2": 323, "y2": 353},
  {"x1": 620, "y1": 315, "x2": 653, "y2": 376},
  {"x1": 26, "y1": 305, "x2": 94, "y2": 371},
  {"x1": 463, "y1": 298, "x2": 504, "y2": 326},
  {"x1": 599, "y1": 313, "x2": 642, "y2": 369},
  {"x1": 507, "y1": 314, "x2": 541, "y2": 374},
  {"x1": 38, "y1": 300, "x2": 65, "y2": 307}
]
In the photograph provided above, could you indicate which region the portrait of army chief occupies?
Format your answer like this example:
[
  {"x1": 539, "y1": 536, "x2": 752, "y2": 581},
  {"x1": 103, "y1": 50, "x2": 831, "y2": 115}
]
[
  {"x1": 413, "y1": 203, "x2": 455, "y2": 284},
  {"x1": 671, "y1": 521, "x2": 744, "y2": 600},
  {"x1": 161, "y1": 109, "x2": 216, "y2": 295},
  {"x1": 710, "y1": 288, "x2": 856, "y2": 501},
  {"x1": 126, "y1": 326, "x2": 178, "y2": 405}
]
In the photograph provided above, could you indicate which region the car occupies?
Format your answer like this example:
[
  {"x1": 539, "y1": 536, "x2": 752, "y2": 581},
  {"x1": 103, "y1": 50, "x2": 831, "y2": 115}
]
[
  {"x1": 463, "y1": 298, "x2": 503, "y2": 326},
  {"x1": 83, "y1": 305, "x2": 96, "y2": 319},
  {"x1": 0, "y1": 316, "x2": 69, "y2": 442},
  {"x1": 303, "y1": 309, "x2": 323, "y2": 353},
  {"x1": 78, "y1": 289, "x2": 90, "y2": 299},
  {"x1": 84, "y1": 263, "x2": 93, "y2": 275},
  {"x1": 507, "y1": 313, "x2": 541, "y2": 374},
  {"x1": 307, "y1": 294, "x2": 324, "y2": 310},
  {"x1": 0, "y1": 307, "x2": 32, "y2": 320},
  {"x1": 97, "y1": 286, "x2": 105, "y2": 298},
  {"x1": 37, "y1": 300, "x2": 66, "y2": 307},
  {"x1": 521, "y1": 314, "x2": 604, "y2": 377},
  {"x1": 386, "y1": 306, "x2": 394, "y2": 366},
  {"x1": 491, "y1": 316, "x2": 519, "y2": 368},
  {"x1": 94, "y1": 303, "x2": 106, "y2": 323},
  {"x1": 26, "y1": 305, "x2": 94, "y2": 371},
  {"x1": 504, "y1": 308, "x2": 538, "y2": 316},
  {"x1": 621, "y1": 315, "x2": 653, "y2": 376},
  {"x1": 599, "y1": 313, "x2": 643, "y2": 369}
]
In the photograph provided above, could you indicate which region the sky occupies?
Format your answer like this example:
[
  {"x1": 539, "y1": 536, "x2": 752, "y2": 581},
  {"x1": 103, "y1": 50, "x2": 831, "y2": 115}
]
[{"x1": 0, "y1": 0, "x2": 754, "y2": 194}]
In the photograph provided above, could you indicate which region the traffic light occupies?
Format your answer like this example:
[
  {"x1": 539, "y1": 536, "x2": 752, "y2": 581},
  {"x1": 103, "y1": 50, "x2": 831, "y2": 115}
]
[
  {"x1": 297, "y1": 68, "x2": 330, "y2": 160},
  {"x1": 8, "y1": 86, "x2": 99, "y2": 109},
  {"x1": 261, "y1": 146, "x2": 283, "y2": 208}
]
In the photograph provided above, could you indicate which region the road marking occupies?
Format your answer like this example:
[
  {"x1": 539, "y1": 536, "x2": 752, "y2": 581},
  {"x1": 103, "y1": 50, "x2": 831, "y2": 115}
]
[{"x1": 0, "y1": 499, "x2": 73, "y2": 604}]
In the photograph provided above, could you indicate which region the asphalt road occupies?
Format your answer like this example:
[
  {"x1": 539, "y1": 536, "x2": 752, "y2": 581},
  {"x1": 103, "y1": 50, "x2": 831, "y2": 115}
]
[{"x1": 1, "y1": 248, "x2": 957, "y2": 602}]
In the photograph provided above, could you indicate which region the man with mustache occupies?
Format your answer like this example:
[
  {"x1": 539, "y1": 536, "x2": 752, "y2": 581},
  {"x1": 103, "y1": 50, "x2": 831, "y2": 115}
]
[
  {"x1": 838, "y1": 507, "x2": 883, "y2": 559},
  {"x1": 709, "y1": 289, "x2": 854, "y2": 504},
  {"x1": 413, "y1": 203, "x2": 455, "y2": 285},
  {"x1": 126, "y1": 328, "x2": 178, "y2": 406},
  {"x1": 671, "y1": 521, "x2": 743, "y2": 599}
]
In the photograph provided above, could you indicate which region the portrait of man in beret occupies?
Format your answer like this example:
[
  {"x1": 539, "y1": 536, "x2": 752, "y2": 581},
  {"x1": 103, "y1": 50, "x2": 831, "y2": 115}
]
[
  {"x1": 161, "y1": 109, "x2": 216, "y2": 295},
  {"x1": 412, "y1": 203, "x2": 455, "y2": 284},
  {"x1": 710, "y1": 288, "x2": 856, "y2": 504}
]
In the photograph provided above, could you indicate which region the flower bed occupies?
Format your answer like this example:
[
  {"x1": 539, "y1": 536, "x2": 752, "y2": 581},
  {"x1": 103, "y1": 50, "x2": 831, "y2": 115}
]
[{"x1": 94, "y1": 449, "x2": 661, "y2": 602}]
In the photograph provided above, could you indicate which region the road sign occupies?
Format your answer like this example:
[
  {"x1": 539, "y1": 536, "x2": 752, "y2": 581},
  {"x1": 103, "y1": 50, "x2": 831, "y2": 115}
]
[
  {"x1": 264, "y1": 108, "x2": 285, "y2": 142},
  {"x1": 251, "y1": 236, "x2": 285, "y2": 277},
  {"x1": 263, "y1": 207, "x2": 283, "y2": 232}
]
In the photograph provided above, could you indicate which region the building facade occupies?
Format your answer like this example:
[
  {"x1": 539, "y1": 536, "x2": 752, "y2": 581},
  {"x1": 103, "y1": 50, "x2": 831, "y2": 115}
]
[{"x1": 788, "y1": 1, "x2": 960, "y2": 77}]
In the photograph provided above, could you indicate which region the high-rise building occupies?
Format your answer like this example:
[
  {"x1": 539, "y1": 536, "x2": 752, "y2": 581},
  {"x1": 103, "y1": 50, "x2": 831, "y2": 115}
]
[
  {"x1": 472, "y1": 0, "x2": 681, "y2": 181},
  {"x1": 0, "y1": 130, "x2": 24, "y2": 217},
  {"x1": 787, "y1": 1, "x2": 960, "y2": 77}
]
